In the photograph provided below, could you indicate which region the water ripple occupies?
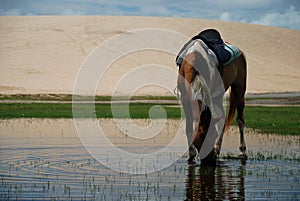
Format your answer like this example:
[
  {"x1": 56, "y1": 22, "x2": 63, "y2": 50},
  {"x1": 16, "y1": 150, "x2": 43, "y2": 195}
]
[{"x1": 0, "y1": 119, "x2": 299, "y2": 200}]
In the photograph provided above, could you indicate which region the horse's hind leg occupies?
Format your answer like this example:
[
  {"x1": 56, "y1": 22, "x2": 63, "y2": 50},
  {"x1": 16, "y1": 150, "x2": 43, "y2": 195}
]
[
  {"x1": 238, "y1": 118, "x2": 246, "y2": 157},
  {"x1": 235, "y1": 87, "x2": 247, "y2": 157}
]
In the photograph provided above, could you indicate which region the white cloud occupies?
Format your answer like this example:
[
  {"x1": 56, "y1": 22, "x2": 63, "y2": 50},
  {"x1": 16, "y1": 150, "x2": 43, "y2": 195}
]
[
  {"x1": 219, "y1": 12, "x2": 232, "y2": 21},
  {"x1": 0, "y1": 8, "x2": 23, "y2": 15},
  {"x1": 251, "y1": 5, "x2": 300, "y2": 29},
  {"x1": 60, "y1": 8, "x2": 84, "y2": 15},
  {"x1": 203, "y1": 0, "x2": 283, "y2": 10}
]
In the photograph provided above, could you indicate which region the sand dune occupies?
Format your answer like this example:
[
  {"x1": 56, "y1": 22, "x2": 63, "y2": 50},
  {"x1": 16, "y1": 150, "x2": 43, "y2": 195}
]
[{"x1": 0, "y1": 16, "x2": 299, "y2": 95}]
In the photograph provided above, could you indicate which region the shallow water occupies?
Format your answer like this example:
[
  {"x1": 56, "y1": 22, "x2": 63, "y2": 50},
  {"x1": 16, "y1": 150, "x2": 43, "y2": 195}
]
[{"x1": 0, "y1": 119, "x2": 299, "y2": 200}]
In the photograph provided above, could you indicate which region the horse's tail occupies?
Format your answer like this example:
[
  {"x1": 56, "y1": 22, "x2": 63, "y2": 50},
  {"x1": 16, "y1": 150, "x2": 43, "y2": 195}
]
[{"x1": 224, "y1": 89, "x2": 237, "y2": 131}]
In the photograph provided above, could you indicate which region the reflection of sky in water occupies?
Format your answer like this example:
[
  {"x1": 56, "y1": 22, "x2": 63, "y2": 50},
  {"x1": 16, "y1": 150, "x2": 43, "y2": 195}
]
[{"x1": 0, "y1": 119, "x2": 299, "y2": 200}]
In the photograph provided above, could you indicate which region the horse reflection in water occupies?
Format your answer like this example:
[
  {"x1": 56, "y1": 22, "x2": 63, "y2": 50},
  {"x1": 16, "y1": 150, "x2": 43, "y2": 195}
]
[{"x1": 185, "y1": 163, "x2": 245, "y2": 201}]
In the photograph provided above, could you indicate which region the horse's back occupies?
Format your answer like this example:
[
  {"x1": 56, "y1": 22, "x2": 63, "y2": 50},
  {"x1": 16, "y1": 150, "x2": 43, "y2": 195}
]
[{"x1": 223, "y1": 53, "x2": 246, "y2": 91}]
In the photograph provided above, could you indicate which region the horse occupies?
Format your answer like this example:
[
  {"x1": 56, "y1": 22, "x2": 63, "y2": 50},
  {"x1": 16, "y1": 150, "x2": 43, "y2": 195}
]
[{"x1": 176, "y1": 30, "x2": 247, "y2": 165}]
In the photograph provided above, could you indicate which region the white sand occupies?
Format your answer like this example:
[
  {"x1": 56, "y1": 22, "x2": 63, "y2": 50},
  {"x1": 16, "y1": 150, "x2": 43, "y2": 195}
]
[{"x1": 0, "y1": 16, "x2": 299, "y2": 95}]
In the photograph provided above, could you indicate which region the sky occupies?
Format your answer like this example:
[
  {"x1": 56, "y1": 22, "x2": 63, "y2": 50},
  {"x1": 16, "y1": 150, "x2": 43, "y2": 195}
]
[{"x1": 0, "y1": 0, "x2": 300, "y2": 30}]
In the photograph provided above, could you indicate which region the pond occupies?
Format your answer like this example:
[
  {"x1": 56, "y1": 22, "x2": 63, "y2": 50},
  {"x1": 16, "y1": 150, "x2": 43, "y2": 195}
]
[{"x1": 0, "y1": 119, "x2": 299, "y2": 200}]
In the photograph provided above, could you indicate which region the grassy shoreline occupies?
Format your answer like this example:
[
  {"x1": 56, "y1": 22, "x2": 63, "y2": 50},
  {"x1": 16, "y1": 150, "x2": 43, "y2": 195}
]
[
  {"x1": 1, "y1": 93, "x2": 299, "y2": 102},
  {"x1": 0, "y1": 102, "x2": 299, "y2": 135},
  {"x1": 0, "y1": 94, "x2": 178, "y2": 101}
]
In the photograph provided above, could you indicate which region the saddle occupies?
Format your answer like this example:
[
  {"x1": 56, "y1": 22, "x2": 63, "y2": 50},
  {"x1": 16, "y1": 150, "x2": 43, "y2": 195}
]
[
  {"x1": 176, "y1": 29, "x2": 240, "y2": 76},
  {"x1": 196, "y1": 29, "x2": 231, "y2": 67}
]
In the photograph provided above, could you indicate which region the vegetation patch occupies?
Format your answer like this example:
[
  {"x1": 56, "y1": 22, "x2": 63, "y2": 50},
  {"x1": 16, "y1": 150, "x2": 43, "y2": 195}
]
[
  {"x1": 0, "y1": 102, "x2": 299, "y2": 135},
  {"x1": 242, "y1": 106, "x2": 300, "y2": 135}
]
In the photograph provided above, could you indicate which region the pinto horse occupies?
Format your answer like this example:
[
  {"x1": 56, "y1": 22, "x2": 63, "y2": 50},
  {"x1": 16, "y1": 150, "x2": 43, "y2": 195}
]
[{"x1": 177, "y1": 33, "x2": 247, "y2": 164}]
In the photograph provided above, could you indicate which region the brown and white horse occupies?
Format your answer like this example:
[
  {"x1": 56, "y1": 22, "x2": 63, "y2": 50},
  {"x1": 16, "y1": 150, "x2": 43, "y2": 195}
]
[{"x1": 177, "y1": 38, "x2": 247, "y2": 164}]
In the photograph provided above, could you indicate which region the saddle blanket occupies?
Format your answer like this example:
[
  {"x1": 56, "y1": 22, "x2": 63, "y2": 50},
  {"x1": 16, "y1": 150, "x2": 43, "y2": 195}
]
[
  {"x1": 223, "y1": 43, "x2": 241, "y2": 66},
  {"x1": 176, "y1": 29, "x2": 241, "y2": 68},
  {"x1": 176, "y1": 40, "x2": 241, "y2": 67}
]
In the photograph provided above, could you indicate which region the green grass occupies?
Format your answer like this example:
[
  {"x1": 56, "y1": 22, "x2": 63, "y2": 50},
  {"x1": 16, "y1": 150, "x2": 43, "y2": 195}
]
[
  {"x1": 0, "y1": 94, "x2": 177, "y2": 101},
  {"x1": 0, "y1": 103, "x2": 299, "y2": 135},
  {"x1": 242, "y1": 106, "x2": 300, "y2": 135},
  {"x1": 0, "y1": 103, "x2": 181, "y2": 119}
]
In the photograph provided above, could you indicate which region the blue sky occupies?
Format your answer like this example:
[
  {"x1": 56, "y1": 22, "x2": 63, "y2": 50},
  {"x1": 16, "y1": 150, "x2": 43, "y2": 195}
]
[{"x1": 0, "y1": 0, "x2": 300, "y2": 30}]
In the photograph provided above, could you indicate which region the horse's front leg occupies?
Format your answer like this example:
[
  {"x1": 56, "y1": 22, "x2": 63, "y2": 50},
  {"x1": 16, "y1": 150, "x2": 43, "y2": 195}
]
[
  {"x1": 177, "y1": 78, "x2": 197, "y2": 161},
  {"x1": 177, "y1": 58, "x2": 199, "y2": 162},
  {"x1": 181, "y1": 94, "x2": 198, "y2": 162},
  {"x1": 214, "y1": 125, "x2": 225, "y2": 155}
]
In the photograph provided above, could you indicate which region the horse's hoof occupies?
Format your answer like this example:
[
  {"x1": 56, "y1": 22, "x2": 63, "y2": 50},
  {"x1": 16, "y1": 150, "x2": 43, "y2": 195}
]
[
  {"x1": 187, "y1": 158, "x2": 196, "y2": 165},
  {"x1": 214, "y1": 145, "x2": 221, "y2": 156},
  {"x1": 239, "y1": 145, "x2": 246, "y2": 153},
  {"x1": 188, "y1": 145, "x2": 197, "y2": 162},
  {"x1": 187, "y1": 155, "x2": 196, "y2": 163},
  {"x1": 239, "y1": 153, "x2": 248, "y2": 160}
]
